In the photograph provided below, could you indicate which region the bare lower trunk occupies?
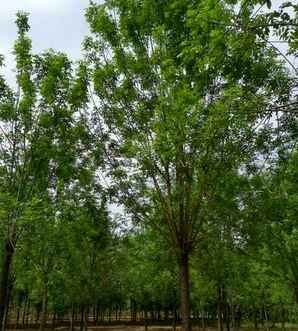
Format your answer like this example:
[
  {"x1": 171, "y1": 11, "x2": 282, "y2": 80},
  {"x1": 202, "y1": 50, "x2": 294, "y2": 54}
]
[
  {"x1": 0, "y1": 239, "x2": 14, "y2": 331},
  {"x1": 179, "y1": 252, "x2": 191, "y2": 331}
]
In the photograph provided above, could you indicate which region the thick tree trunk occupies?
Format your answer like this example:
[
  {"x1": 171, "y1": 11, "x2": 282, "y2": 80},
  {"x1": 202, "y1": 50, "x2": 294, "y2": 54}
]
[
  {"x1": 0, "y1": 239, "x2": 14, "y2": 331},
  {"x1": 179, "y1": 252, "x2": 191, "y2": 331}
]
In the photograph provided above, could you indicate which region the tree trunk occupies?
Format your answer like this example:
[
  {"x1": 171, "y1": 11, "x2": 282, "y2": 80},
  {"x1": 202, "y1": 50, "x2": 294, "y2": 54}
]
[
  {"x1": 1, "y1": 288, "x2": 10, "y2": 331},
  {"x1": 70, "y1": 304, "x2": 74, "y2": 331},
  {"x1": 144, "y1": 310, "x2": 148, "y2": 331},
  {"x1": 253, "y1": 308, "x2": 258, "y2": 330},
  {"x1": 172, "y1": 308, "x2": 177, "y2": 331},
  {"x1": 16, "y1": 304, "x2": 20, "y2": 329},
  {"x1": 179, "y1": 252, "x2": 191, "y2": 331},
  {"x1": 0, "y1": 239, "x2": 14, "y2": 331},
  {"x1": 95, "y1": 304, "x2": 99, "y2": 325},
  {"x1": 201, "y1": 311, "x2": 205, "y2": 331},
  {"x1": 84, "y1": 308, "x2": 88, "y2": 331},
  {"x1": 225, "y1": 303, "x2": 230, "y2": 331},
  {"x1": 39, "y1": 286, "x2": 48, "y2": 331},
  {"x1": 280, "y1": 302, "x2": 285, "y2": 331},
  {"x1": 217, "y1": 286, "x2": 224, "y2": 331},
  {"x1": 22, "y1": 298, "x2": 27, "y2": 326},
  {"x1": 80, "y1": 306, "x2": 84, "y2": 331}
]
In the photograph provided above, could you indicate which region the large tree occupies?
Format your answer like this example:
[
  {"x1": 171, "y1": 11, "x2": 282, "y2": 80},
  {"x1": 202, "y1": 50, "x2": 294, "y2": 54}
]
[{"x1": 84, "y1": 1, "x2": 292, "y2": 330}]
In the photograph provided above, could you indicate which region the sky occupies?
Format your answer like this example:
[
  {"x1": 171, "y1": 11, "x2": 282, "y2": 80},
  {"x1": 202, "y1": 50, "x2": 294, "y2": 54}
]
[
  {"x1": 0, "y1": 0, "x2": 92, "y2": 84},
  {"x1": 0, "y1": 0, "x2": 295, "y2": 85}
]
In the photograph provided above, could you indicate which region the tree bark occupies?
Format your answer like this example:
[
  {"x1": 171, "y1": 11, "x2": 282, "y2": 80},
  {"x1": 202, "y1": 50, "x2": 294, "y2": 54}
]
[
  {"x1": 179, "y1": 252, "x2": 191, "y2": 331},
  {"x1": 0, "y1": 239, "x2": 14, "y2": 331}
]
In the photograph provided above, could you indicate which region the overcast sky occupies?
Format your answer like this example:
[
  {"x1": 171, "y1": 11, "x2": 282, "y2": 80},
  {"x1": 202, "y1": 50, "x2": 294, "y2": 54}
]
[
  {"x1": 0, "y1": 0, "x2": 295, "y2": 85},
  {"x1": 0, "y1": 0, "x2": 91, "y2": 84}
]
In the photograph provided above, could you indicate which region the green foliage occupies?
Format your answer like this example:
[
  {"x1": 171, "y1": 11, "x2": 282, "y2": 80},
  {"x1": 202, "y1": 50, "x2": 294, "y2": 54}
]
[{"x1": 0, "y1": 2, "x2": 297, "y2": 329}]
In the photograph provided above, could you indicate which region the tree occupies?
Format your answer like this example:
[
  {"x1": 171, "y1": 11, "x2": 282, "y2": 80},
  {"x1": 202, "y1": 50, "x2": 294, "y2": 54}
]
[
  {"x1": 0, "y1": 12, "x2": 90, "y2": 330},
  {"x1": 84, "y1": 1, "x2": 291, "y2": 330},
  {"x1": 246, "y1": 147, "x2": 298, "y2": 305}
]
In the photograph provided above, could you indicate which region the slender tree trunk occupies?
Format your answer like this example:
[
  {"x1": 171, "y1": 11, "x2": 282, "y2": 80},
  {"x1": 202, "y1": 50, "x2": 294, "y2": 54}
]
[
  {"x1": 172, "y1": 308, "x2": 177, "y2": 331},
  {"x1": 1, "y1": 286, "x2": 11, "y2": 331},
  {"x1": 225, "y1": 303, "x2": 230, "y2": 331},
  {"x1": 93, "y1": 305, "x2": 96, "y2": 322},
  {"x1": 263, "y1": 304, "x2": 269, "y2": 331},
  {"x1": 253, "y1": 308, "x2": 258, "y2": 330},
  {"x1": 201, "y1": 311, "x2": 205, "y2": 331},
  {"x1": 95, "y1": 304, "x2": 99, "y2": 325},
  {"x1": 0, "y1": 239, "x2": 14, "y2": 331},
  {"x1": 26, "y1": 301, "x2": 30, "y2": 325},
  {"x1": 294, "y1": 283, "x2": 298, "y2": 305},
  {"x1": 280, "y1": 302, "x2": 285, "y2": 331},
  {"x1": 70, "y1": 304, "x2": 74, "y2": 331},
  {"x1": 51, "y1": 312, "x2": 56, "y2": 330},
  {"x1": 84, "y1": 308, "x2": 88, "y2": 331},
  {"x1": 108, "y1": 308, "x2": 111, "y2": 323},
  {"x1": 179, "y1": 252, "x2": 191, "y2": 331},
  {"x1": 16, "y1": 304, "x2": 20, "y2": 329},
  {"x1": 144, "y1": 310, "x2": 148, "y2": 331},
  {"x1": 80, "y1": 306, "x2": 84, "y2": 331},
  {"x1": 217, "y1": 286, "x2": 224, "y2": 331},
  {"x1": 22, "y1": 298, "x2": 27, "y2": 326},
  {"x1": 39, "y1": 286, "x2": 48, "y2": 331}
]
